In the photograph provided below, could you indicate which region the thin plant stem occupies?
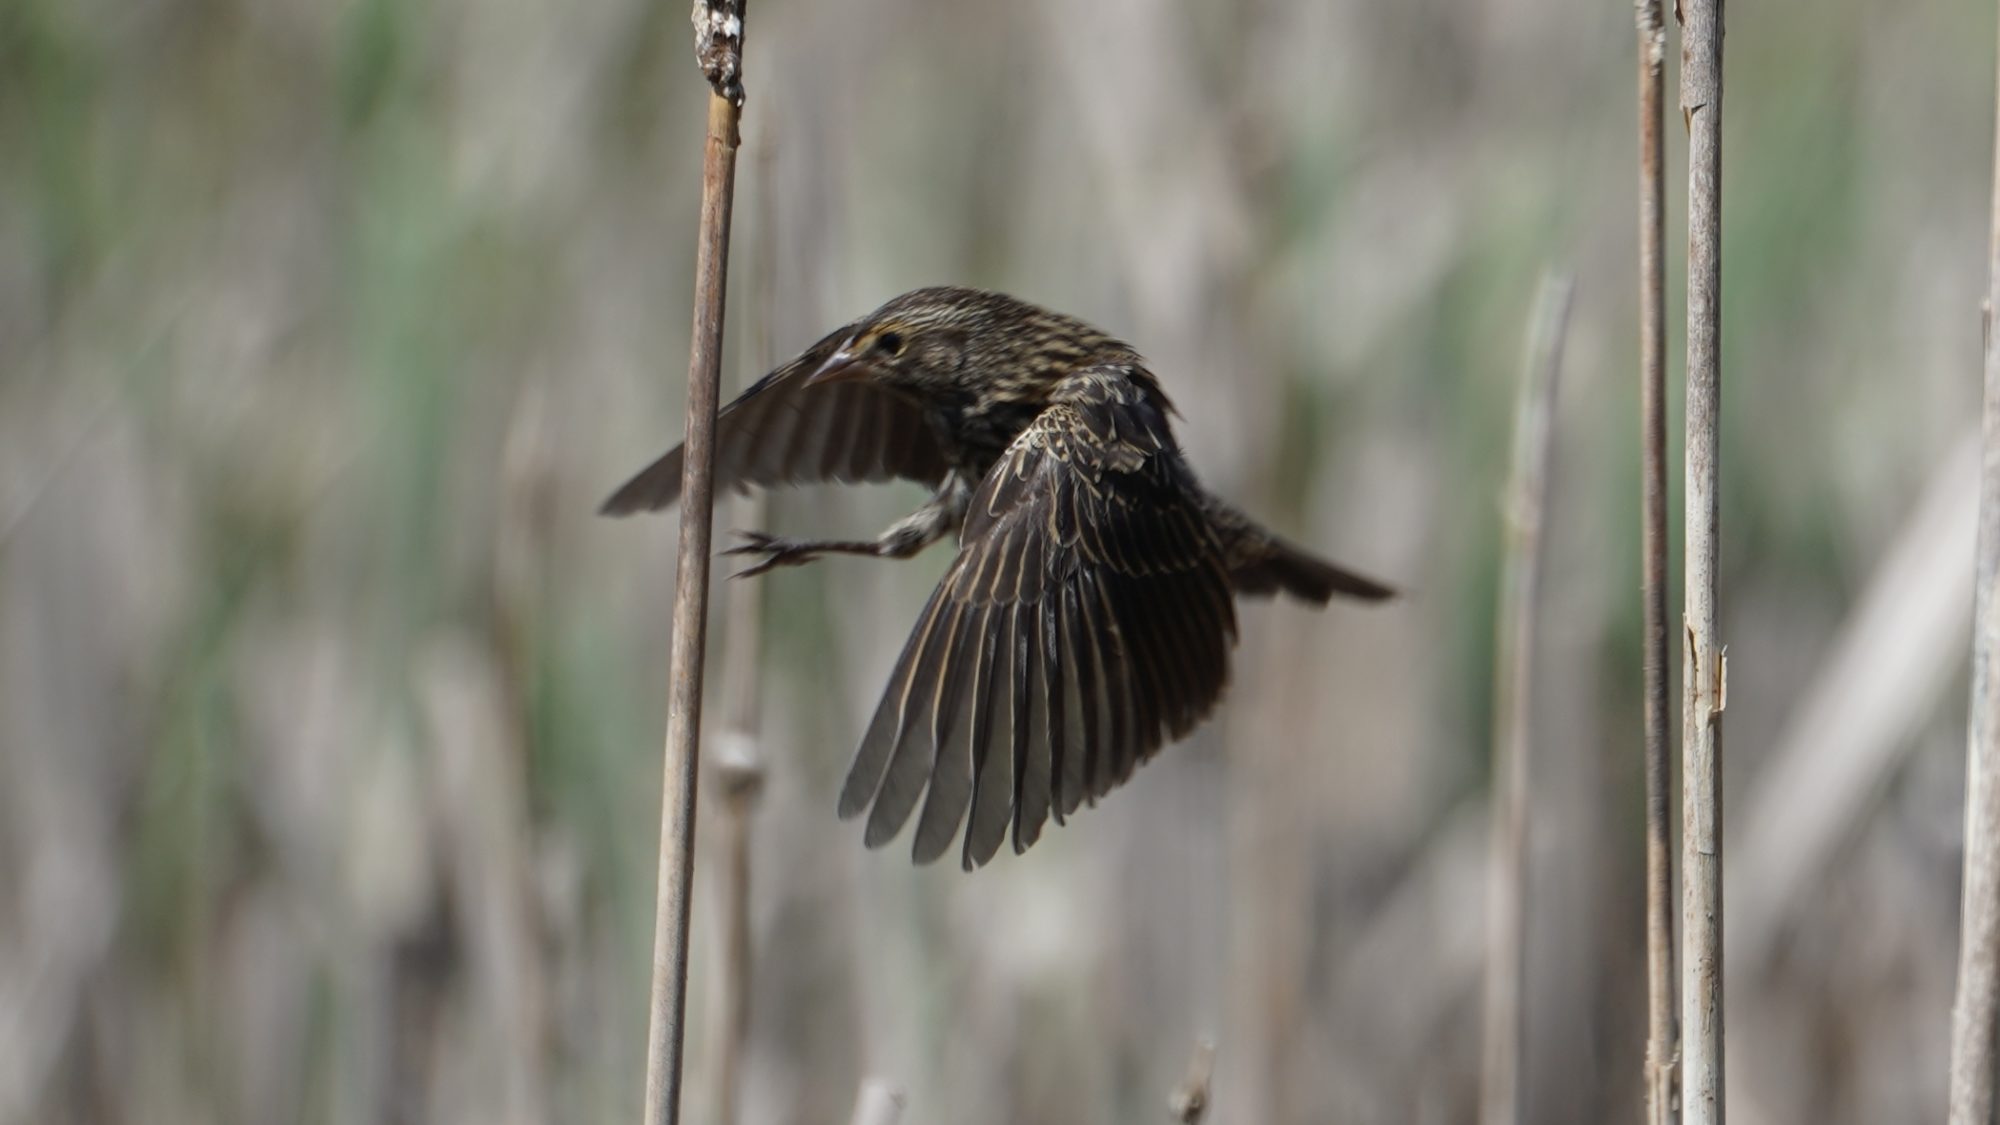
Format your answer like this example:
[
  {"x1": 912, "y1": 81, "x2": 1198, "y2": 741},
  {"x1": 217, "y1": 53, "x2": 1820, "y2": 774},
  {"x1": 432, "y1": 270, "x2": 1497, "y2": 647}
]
[
  {"x1": 847, "y1": 1079, "x2": 906, "y2": 1125},
  {"x1": 1478, "y1": 272, "x2": 1574, "y2": 1125},
  {"x1": 1169, "y1": 1039, "x2": 1217, "y2": 1125},
  {"x1": 709, "y1": 755, "x2": 762, "y2": 1125},
  {"x1": 1636, "y1": 1, "x2": 1680, "y2": 1122},
  {"x1": 1677, "y1": 0, "x2": 1726, "y2": 1121},
  {"x1": 1946, "y1": 4, "x2": 2000, "y2": 1119},
  {"x1": 641, "y1": 5, "x2": 747, "y2": 1124}
]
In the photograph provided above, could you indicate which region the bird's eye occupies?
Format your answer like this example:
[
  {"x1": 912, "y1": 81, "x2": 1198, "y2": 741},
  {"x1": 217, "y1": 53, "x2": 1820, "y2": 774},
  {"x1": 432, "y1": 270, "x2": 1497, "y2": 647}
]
[{"x1": 876, "y1": 331, "x2": 905, "y2": 357}]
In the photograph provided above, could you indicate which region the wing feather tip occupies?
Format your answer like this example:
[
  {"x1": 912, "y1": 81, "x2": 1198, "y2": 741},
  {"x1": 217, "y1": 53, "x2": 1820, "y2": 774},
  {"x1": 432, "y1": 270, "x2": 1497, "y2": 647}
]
[
  {"x1": 835, "y1": 786, "x2": 871, "y2": 821},
  {"x1": 598, "y1": 488, "x2": 658, "y2": 516},
  {"x1": 911, "y1": 827, "x2": 954, "y2": 865},
  {"x1": 862, "y1": 801, "x2": 909, "y2": 849}
]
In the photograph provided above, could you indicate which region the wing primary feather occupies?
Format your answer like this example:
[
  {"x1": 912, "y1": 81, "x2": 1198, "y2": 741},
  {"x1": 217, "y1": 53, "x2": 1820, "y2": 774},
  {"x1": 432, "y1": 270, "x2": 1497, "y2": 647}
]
[
  {"x1": 1013, "y1": 597, "x2": 1056, "y2": 853},
  {"x1": 1140, "y1": 573, "x2": 1193, "y2": 735},
  {"x1": 863, "y1": 592, "x2": 970, "y2": 847},
  {"x1": 1178, "y1": 576, "x2": 1231, "y2": 725},
  {"x1": 964, "y1": 605, "x2": 1021, "y2": 870},
  {"x1": 911, "y1": 601, "x2": 992, "y2": 864},
  {"x1": 1056, "y1": 584, "x2": 1095, "y2": 818},
  {"x1": 840, "y1": 585, "x2": 948, "y2": 818},
  {"x1": 1103, "y1": 572, "x2": 1147, "y2": 796},
  {"x1": 1037, "y1": 595, "x2": 1068, "y2": 829},
  {"x1": 1149, "y1": 572, "x2": 1205, "y2": 738},
  {"x1": 1197, "y1": 558, "x2": 1241, "y2": 642},
  {"x1": 1085, "y1": 571, "x2": 1136, "y2": 799},
  {"x1": 1072, "y1": 571, "x2": 1111, "y2": 800},
  {"x1": 598, "y1": 445, "x2": 683, "y2": 514},
  {"x1": 744, "y1": 395, "x2": 803, "y2": 483},
  {"x1": 1104, "y1": 574, "x2": 1162, "y2": 757},
  {"x1": 1138, "y1": 576, "x2": 1183, "y2": 748},
  {"x1": 1194, "y1": 566, "x2": 1238, "y2": 700},
  {"x1": 1178, "y1": 560, "x2": 1237, "y2": 710},
  {"x1": 1183, "y1": 570, "x2": 1231, "y2": 730},
  {"x1": 801, "y1": 388, "x2": 852, "y2": 482},
  {"x1": 1109, "y1": 576, "x2": 1166, "y2": 781},
  {"x1": 1007, "y1": 606, "x2": 1038, "y2": 853},
  {"x1": 835, "y1": 387, "x2": 881, "y2": 481},
  {"x1": 1157, "y1": 571, "x2": 1211, "y2": 736}
]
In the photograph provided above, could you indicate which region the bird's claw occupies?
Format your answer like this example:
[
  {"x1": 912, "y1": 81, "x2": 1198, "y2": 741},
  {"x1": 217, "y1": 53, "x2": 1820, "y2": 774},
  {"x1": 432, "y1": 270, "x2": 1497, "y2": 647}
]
[{"x1": 723, "y1": 529, "x2": 819, "y2": 579}]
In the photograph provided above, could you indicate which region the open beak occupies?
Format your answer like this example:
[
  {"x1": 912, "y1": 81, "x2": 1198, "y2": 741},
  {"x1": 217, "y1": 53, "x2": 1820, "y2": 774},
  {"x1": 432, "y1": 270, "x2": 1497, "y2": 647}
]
[{"x1": 806, "y1": 341, "x2": 870, "y2": 386}]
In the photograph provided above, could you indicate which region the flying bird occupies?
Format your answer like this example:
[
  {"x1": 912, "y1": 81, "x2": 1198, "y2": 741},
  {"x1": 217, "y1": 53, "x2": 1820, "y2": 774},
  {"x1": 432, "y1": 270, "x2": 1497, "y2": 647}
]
[{"x1": 603, "y1": 287, "x2": 1391, "y2": 870}]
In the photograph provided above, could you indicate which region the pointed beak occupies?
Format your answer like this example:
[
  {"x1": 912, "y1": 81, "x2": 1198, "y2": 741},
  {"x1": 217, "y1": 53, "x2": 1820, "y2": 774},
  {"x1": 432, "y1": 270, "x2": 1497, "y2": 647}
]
[{"x1": 806, "y1": 342, "x2": 870, "y2": 387}]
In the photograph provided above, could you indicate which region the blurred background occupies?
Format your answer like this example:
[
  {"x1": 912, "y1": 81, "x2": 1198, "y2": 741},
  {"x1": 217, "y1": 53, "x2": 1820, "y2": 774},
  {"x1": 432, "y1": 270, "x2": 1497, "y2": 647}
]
[{"x1": 0, "y1": 0, "x2": 1990, "y2": 1121}]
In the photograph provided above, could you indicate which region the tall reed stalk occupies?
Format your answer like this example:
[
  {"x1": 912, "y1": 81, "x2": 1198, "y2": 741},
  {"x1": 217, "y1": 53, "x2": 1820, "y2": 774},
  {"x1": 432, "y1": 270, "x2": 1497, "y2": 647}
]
[
  {"x1": 1478, "y1": 273, "x2": 1573, "y2": 1125},
  {"x1": 1635, "y1": 2, "x2": 1679, "y2": 1121},
  {"x1": 641, "y1": 5, "x2": 748, "y2": 1124},
  {"x1": 1677, "y1": 1, "x2": 1726, "y2": 1121}
]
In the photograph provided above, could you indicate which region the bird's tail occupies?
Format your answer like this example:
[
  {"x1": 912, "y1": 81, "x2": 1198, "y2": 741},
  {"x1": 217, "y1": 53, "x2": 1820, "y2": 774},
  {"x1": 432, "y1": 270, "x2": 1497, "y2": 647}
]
[{"x1": 1231, "y1": 537, "x2": 1394, "y2": 604}]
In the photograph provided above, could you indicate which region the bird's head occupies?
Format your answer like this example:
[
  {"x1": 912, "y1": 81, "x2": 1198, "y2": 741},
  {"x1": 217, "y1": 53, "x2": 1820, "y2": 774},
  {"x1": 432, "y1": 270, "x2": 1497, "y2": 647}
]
[{"x1": 806, "y1": 287, "x2": 1118, "y2": 397}]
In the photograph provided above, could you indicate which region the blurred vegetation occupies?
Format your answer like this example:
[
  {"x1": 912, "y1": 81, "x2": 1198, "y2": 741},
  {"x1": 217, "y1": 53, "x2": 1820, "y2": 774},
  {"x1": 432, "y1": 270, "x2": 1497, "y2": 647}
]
[{"x1": 0, "y1": 0, "x2": 1989, "y2": 1122}]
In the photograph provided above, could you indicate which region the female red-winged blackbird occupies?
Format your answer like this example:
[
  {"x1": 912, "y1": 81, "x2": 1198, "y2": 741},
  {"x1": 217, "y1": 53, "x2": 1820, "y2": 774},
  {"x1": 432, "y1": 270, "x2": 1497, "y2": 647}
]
[{"x1": 604, "y1": 286, "x2": 1391, "y2": 870}]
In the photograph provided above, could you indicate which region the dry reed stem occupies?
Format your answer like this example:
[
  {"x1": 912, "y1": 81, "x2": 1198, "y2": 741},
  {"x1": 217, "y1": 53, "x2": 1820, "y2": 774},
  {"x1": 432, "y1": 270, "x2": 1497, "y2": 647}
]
[
  {"x1": 1478, "y1": 272, "x2": 1573, "y2": 1125},
  {"x1": 1677, "y1": 1, "x2": 1725, "y2": 1121},
  {"x1": 641, "y1": 5, "x2": 746, "y2": 1124},
  {"x1": 709, "y1": 745, "x2": 762, "y2": 1125},
  {"x1": 1169, "y1": 1039, "x2": 1216, "y2": 1124},
  {"x1": 847, "y1": 1079, "x2": 906, "y2": 1125},
  {"x1": 1635, "y1": 2, "x2": 1680, "y2": 1121},
  {"x1": 1947, "y1": 6, "x2": 2000, "y2": 1118}
]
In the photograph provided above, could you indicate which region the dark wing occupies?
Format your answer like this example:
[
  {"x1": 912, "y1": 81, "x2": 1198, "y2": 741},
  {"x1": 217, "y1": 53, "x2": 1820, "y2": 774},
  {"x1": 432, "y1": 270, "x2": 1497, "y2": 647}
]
[
  {"x1": 600, "y1": 325, "x2": 951, "y2": 514},
  {"x1": 837, "y1": 363, "x2": 1238, "y2": 869}
]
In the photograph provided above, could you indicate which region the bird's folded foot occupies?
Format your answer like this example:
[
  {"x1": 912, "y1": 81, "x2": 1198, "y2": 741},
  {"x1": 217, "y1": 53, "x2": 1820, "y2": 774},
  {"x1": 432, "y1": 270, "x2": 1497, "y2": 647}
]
[{"x1": 723, "y1": 529, "x2": 823, "y2": 578}]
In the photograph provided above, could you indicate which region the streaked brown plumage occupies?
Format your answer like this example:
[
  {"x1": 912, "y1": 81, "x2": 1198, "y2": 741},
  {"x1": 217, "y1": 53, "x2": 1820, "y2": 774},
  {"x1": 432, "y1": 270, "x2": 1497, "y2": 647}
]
[{"x1": 603, "y1": 286, "x2": 1391, "y2": 869}]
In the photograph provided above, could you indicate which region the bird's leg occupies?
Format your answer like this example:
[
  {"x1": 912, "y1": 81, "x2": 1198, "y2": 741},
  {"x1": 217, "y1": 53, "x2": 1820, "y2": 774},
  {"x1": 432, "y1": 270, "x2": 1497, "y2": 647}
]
[{"x1": 724, "y1": 482, "x2": 968, "y2": 579}]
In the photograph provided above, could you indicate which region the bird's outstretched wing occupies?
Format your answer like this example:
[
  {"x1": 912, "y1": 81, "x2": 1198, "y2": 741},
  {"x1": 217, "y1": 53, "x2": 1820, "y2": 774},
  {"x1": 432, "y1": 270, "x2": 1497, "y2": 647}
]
[
  {"x1": 838, "y1": 363, "x2": 1238, "y2": 869},
  {"x1": 600, "y1": 326, "x2": 951, "y2": 514}
]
